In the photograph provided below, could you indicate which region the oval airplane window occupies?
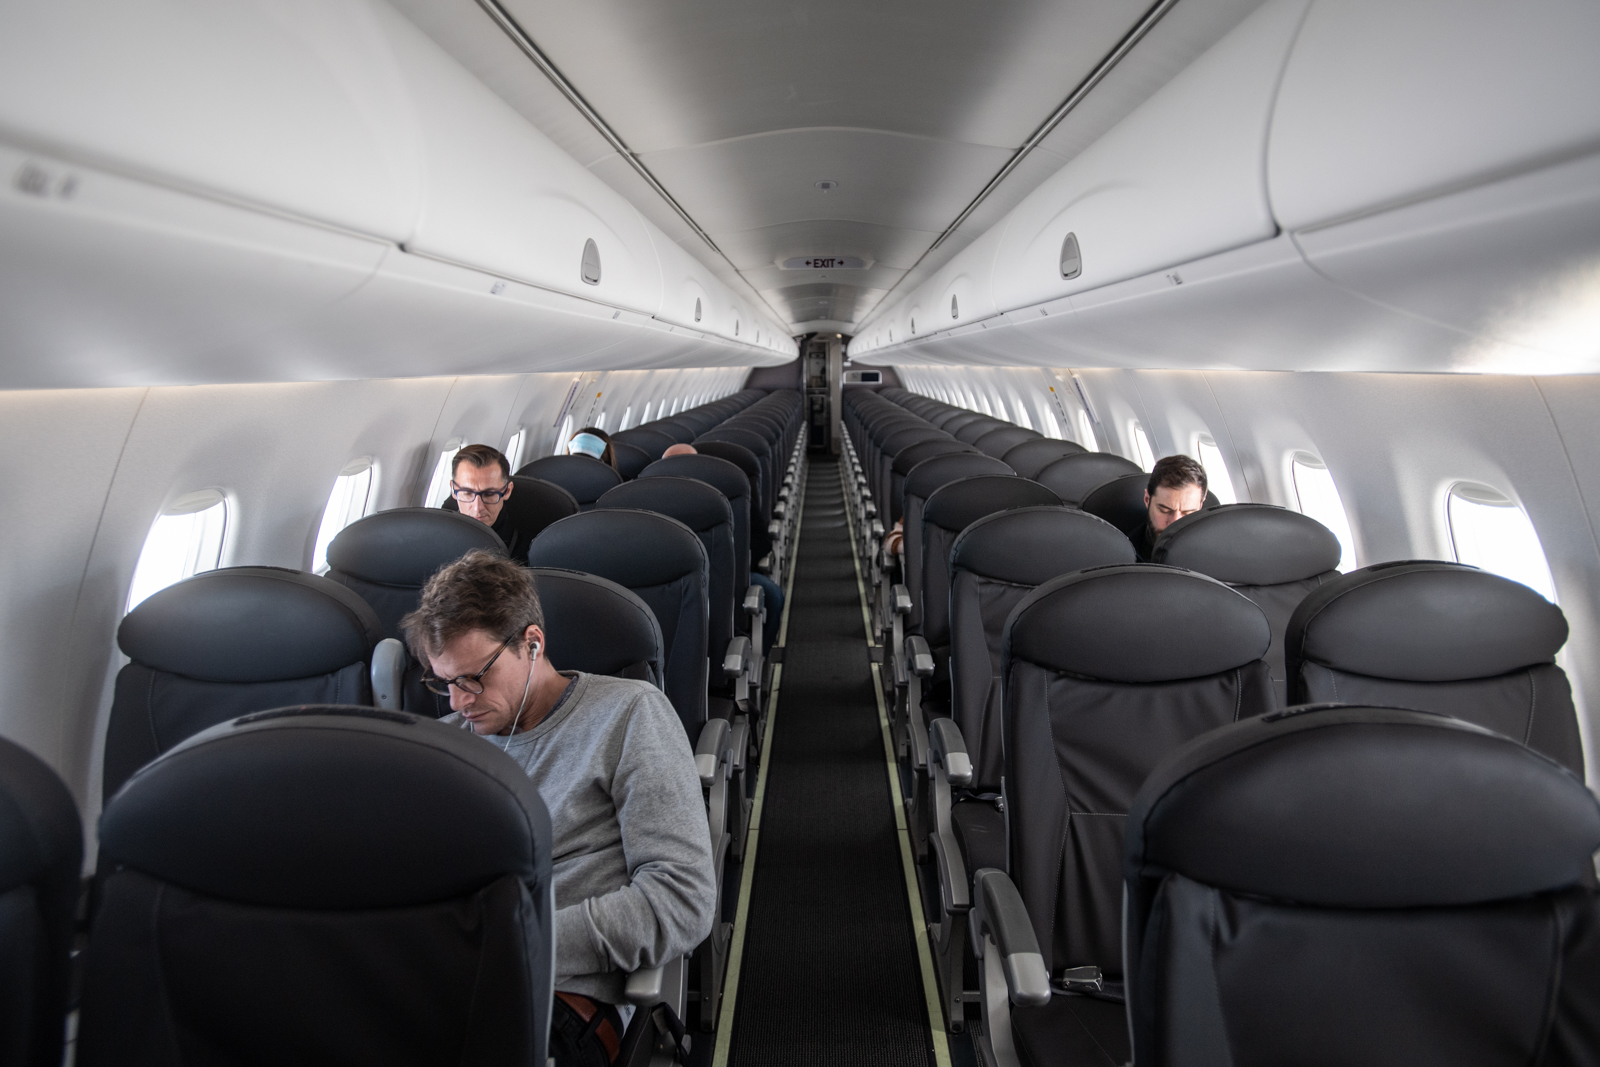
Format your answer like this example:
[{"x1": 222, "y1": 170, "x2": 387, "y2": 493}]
[
  {"x1": 312, "y1": 458, "x2": 375, "y2": 574},
  {"x1": 619, "y1": 406, "x2": 633, "y2": 431},
  {"x1": 1129, "y1": 420, "x2": 1156, "y2": 471},
  {"x1": 1077, "y1": 409, "x2": 1098, "y2": 451},
  {"x1": 127, "y1": 489, "x2": 228, "y2": 612},
  {"x1": 1447, "y1": 483, "x2": 1558, "y2": 602},
  {"x1": 1195, "y1": 433, "x2": 1238, "y2": 504},
  {"x1": 504, "y1": 429, "x2": 528, "y2": 472},
  {"x1": 423, "y1": 440, "x2": 462, "y2": 508},
  {"x1": 1290, "y1": 452, "x2": 1357, "y2": 572},
  {"x1": 580, "y1": 238, "x2": 601, "y2": 285}
]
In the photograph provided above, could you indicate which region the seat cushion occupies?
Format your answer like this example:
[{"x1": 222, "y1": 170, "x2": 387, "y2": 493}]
[
  {"x1": 1012, "y1": 993, "x2": 1130, "y2": 1067},
  {"x1": 951, "y1": 800, "x2": 1005, "y2": 875}
]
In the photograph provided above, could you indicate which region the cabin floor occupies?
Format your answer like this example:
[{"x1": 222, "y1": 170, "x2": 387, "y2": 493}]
[{"x1": 708, "y1": 456, "x2": 977, "y2": 1067}]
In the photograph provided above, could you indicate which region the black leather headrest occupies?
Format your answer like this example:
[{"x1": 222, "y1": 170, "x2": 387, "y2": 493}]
[
  {"x1": 1035, "y1": 453, "x2": 1143, "y2": 506},
  {"x1": 327, "y1": 508, "x2": 505, "y2": 587},
  {"x1": 612, "y1": 442, "x2": 652, "y2": 480},
  {"x1": 612, "y1": 427, "x2": 676, "y2": 460},
  {"x1": 697, "y1": 427, "x2": 772, "y2": 459},
  {"x1": 443, "y1": 475, "x2": 579, "y2": 533},
  {"x1": 972, "y1": 426, "x2": 1040, "y2": 458},
  {"x1": 922, "y1": 476, "x2": 1061, "y2": 534},
  {"x1": 904, "y1": 453, "x2": 1014, "y2": 502},
  {"x1": 118, "y1": 567, "x2": 382, "y2": 683},
  {"x1": 0, "y1": 737, "x2": 80, "y2": 894},
  {"x1": 597, "y1": 477, "x2": 732, "y2": 533},
  {"x1": 639, "y1": 455, "x2": 749, "y2": 503},
  {"x1": 880, "y1": 426, "x2": 948, "y2": 455},
  {"x1": 954, "y1": 418, "x2": 1008, "y2": 444},
  {"x1": 1153, "y1": 503, "x2": 1339, "y2": 584},
  {"x1": 98, "y1": 707, "x2": 550, "y2": 910},
  {"x1": 1081, "y1": 472, "x2": 1221, "y2": 536},
  {"x1": 1127, "y1": 704, "x2": 1600, "y2": 907},
  {"x1": 870, "y1": 417, "x2": 927, "y2": 443},
  {"x1": 526, "y1": 509, "x2": 705, "y2": 588},
  {"x1": 1001, "y1": 438, "x2": 1087, "y2": 479},
  {"x1": 952, "y1": 506, "x2": 1135, "y2": 585},
  {"x1": 1005, "y1": 564, "x2": 1270, "y2": 684},
  {"x1": 1287, "y1": 561, "x2": 1568, "y2": 682},
  {"x1": 892, "y1": 439, "x2": 977, "y2": 476},
  {"x1": 530, "y1": 568, "x2": 663, "y2": 679},
  {"x1": 515, "y1": 455, "x2": 623, "y2": 504},
  {"x1": 692, "y1": 440, "x2": 760, "y2": 478}
]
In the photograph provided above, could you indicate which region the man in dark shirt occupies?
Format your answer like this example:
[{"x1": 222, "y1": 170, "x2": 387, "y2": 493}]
[
  {"x1": 448, "y1": 444, "x2": 534, "y2": 561},
  {"x1": 1132, "y1": 454, "x2": 1209, "y2": 561}
]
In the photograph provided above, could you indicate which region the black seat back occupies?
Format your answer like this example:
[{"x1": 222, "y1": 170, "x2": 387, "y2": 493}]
[
  {"x1": 949, "y1": 507, "x2": 1134, "y2": 788},
  {"x1": 597, "y1": 477, "x2": 737, "y2": 670},
  {"x1": 1153, "y1": 503, "x2": 1342, "y2": 704},
  {"x1": 1003, "y1": 565, "x2": 1273, "y2": 979},
  {"x1": 528, "y1": 568, "x2": 663, "y2": 686},
  {"x1": 1285, "y1": 561, "x2": 1582, "y2": 773},
  {"x1": 1081, "y1": 471, "x2": 1221, "y2": 541},
  {"x1": 641, "y1": 454, "x2": 754, "y2": 599},
  {"x1": 326, "y1": 509, "x2": 506, "y2": 718},
  {"x1": 1001, "y1": 438, "x2": 1086, "y2": 479},
  {"x1": 0, "y1": 738, "x2": 80, "y2": 1067},
  {"x1": 516, "y1": 455, "x2": 623, "y2": 509},
  {"x1": 612, "y1": 427, "x2": 677, "y2": 461},
  {"x1": 954, "y1": 417, "x2": 1007, "y2": 444},
  {"x1": 889, "y1": 439, "x2": 977, "y2": 523},
  {"x1": 919, "y1": 475, "x2": 1060, "y2": 650},
  {"x1": 1035, "y1": 452, "x2": 1142, "y2": 506},
  {"x1": 690, "y1": 441, "x2": 768, "y2": 557},
  {"x1": 80, "y1": 707, "x2": 553, "y2": 1067},
  {"x1": 527, "y1": 510, "x2": 709, "y2": 734},
  {"x1": 902, "y1": 453, "x2": 1013, "y2": 633},
  {"x1": 1124, "y1": 704, "x2": 1600, "y2": 1067},
  {"x1": 876, "y1": 425, "x2": 948, "y2": 515},
  {"x1": 107, "y1": 567, "x2": 383, "y2": 801},
  {"x1": 612, "y1": 441, "x2": 652, "y2": 480},
  {"x1": 698, "y1": 427, "x2": 776, "y2": 520},
  {"x1": 442, "y1": 475, "x2": 579, "y2": 562},
  {"x1": 972, "y1": 425, "x2": 1040, "y2": 459}
]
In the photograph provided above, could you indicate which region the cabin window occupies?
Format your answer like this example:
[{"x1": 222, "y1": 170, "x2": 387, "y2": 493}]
[
  {"x1": 1038, "y1": 403, "x2": 1062, "y2": 440},
  {"x1": 1195, "y1": 434, "x2": 1238, "y2": 504},
  {"x1": 620, "y1": 406, "x2": 634, "y2": 431},
  {"x1": 423, "y1": 441, "x2": 462, "y2": 508},
  {"x1": 595, "y1": 411, "x2": 607, "y2": 430},
  {"x1": 504, "y1": 429, "x2": 527, "y2": 472},
  {"x1": 1447, "y1": 484, "x2": 1557, "y2": 602},
  {"x1": 1129, "y1": 421, "x2": 1156, "y2": 472},
  {"x1": 312, "y1": 459, "x2": 374, "y2": 574},
  {"x1": 556, "y1": 416, "x2": 575, "y2": 455},
  {"x1": 127, "y1": 490, "x2": 228, "y2": 612},
  {"x1": 1290, "y1": 453, "x2": 1357, "y2": 572},
  {"x1": 1076, "y1": 409, "x2": 1097, "y2": 451},
  {"x1": 1010, "y1": 392, "x2": 1034, "y2": 431}
]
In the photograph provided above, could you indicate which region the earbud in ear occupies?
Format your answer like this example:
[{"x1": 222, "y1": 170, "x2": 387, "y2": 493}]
[{"x1": 530, "y1": 641, "x2": 542, "y2": 658}]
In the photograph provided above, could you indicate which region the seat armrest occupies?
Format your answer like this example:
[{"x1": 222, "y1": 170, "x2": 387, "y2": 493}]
[
  {"x1": 928, "y1": 717, "x2": 973, "y2": 788},
  {"x1": 892, "y1": 584, "x2": 912, "y2": 615},
  {"x1": 768, "y1": 520, "x2": 782, "y2": 539},
  {"x1": 905, "y1": 635, "x2": 935, "y2": 678},
  {"x1": 625, "y1": 966, "x2": 664, "y2": 1005},
  {"x1": 370, "y1": 638, "x2": 405, "y2": 712},
  {"x1": 974, "y1": 869, "x2": 1051, "y2": 1007},
  {"x1": 723, "y1": 636, "x2": 751, "y2": 678},
  {"x1": 870, "y1": 519, "x2": 884, "y2": 539},
  {"x1": 743, "y1": 584, "x2": 763, "y2": 615},
  {"x1": 694, "y1": 718, "x2": 731, "y2": 789}
]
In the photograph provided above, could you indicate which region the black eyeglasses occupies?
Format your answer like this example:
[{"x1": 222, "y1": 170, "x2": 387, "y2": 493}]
[
  {"x1": 451, "y1": 480, "x2": 510, "y2": 504},
  {"x1": 422, "y1": 634, "x2": 515, "y2": 696}
]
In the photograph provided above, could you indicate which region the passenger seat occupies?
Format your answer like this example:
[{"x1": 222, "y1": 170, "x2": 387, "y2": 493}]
[
  {"x1": 517, "y1": 455, "x2": 624, "y2": 510},
  {"x1": 1033, "y1": 453, "x2": 1142, "y2": 507},
  {"x1": 442, "y1": 474, "x2": 578, "y2": 562},
  {"x1": 1080, "y1": 470, "x2": 1219, "y2": 547},
  {"x1": 1285, "y1": 560, "x2": 1584, "y2": 774}
]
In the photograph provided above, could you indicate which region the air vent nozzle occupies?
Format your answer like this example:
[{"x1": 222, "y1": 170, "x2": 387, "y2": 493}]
[
  {"x1": 581, "y1": 238, "x2": 602, "y2": 285},
  {"x1": 1060, "y1": 232, "x2": 1082, "y2": 280}
]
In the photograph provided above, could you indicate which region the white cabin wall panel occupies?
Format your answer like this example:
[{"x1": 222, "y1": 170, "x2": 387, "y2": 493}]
[
  {"x1": 1266, "y1": 0, "x2": 1600, "y2": 232},
  {"x1": 0, "y1": 0, "x2": 424, "y2": 241}
]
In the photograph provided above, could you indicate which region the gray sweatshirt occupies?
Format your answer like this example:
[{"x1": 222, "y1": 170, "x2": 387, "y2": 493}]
[{"x1": 445, "y1": 672, "x2": 717, "y2": 1004}]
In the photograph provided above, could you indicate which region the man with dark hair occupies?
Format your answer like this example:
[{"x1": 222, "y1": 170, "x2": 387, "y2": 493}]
[
  {"x1": 1132, "y1": 454, "x2": 1209, "y2": 561},
  {"x1": 401, "y1": 550, "x2": 716, "y2": 1063},
  {"x1": 447, "y1": 444, "x2": 536, "y2": 560}
]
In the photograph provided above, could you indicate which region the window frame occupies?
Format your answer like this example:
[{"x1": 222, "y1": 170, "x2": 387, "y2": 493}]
[
  {"x1": 126, "y1": 488, "x2": 230, "y2": 613},
  {"x1": 1445, "y1": 481, "x2": 1559, "y2": 602},
  {"x1": 1288, "y1": 451, "x2": 1358, "y2": 573}
]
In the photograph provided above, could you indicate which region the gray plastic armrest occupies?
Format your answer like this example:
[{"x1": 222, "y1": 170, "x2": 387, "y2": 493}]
[
  {"x1": 625, "y1": 966, "x2": 663, "y2": 1005},
  {"x1": 743, "y1": 584, "x2": 763, "y2": 615},
  {"x1": 768, "y1": 520, "x2": 782, "y2": 538},
  {"x1": 906, "y1": 635, "x2": 935, "y2": 678},
  {"x1": 892, "y1": 584, "x2": 912, "y2": 615},
  {"x1": 370, "y1": 638, "x2": 405, "y2": 712},
  {"x1": 974, "y1": 869, "x2": 1051, "y2": 1007},
  {"x1": 928, "y1": 717, "x2": 973, "y2": 788},
  {"x1": 723, "y1": 636, "x2": 751, "y2": 677},
  {"x1": 870, "y1": 519, "x2": 885, "y2": 539},
  {"x1": 694, "y1": 718, "x2": 731, "y2": 789}
]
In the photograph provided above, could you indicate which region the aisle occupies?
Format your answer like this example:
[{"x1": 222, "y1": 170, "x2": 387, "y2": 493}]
[{"x1": 723, "y1": 457, "x2": 938, "y2": 1067}]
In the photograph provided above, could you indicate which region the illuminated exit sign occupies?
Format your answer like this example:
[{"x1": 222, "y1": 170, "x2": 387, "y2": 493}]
[{"x1": 782, "y1": 256, "x2": 867, "y2": 270}]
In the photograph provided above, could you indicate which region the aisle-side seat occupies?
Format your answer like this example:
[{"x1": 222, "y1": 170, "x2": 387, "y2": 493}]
[
  {"x1": 105, "y1": 566, "x2": 389, "y2": 801},
  {"x1": 1152, "y1": 503, "x2": 1342, "y2": 704},
  {"x1": 1034, "y1": 453, "x2": 1142, "y2": 507},
  {"x1": 528, "y1": 567, "x2": 664, "y2": 685},
  {"x1": 79, "y1": 706, "x2": 555, "y2": 1067},
  {"x1": 972, "y1": 425, "x2": 1040, "y2": 459},
  {"x1": 442, "y1": 474, "x2": 579, "y2": 562},
  {"x1": 326, "y1": 508, "x2": 506, "y2": 717},
  {"x1": 1122, "y1": 704, "x2": 1600, "y2": 1067},
  {"x1": 1001, "y1": 438, "x2": 1086, "y2": 479},
  {"x1": 517, "y1": 455, "x2": 624, "y2": 510},
  {"x1": 890, "y1": 439, "x2": 977, "y2": 523},
  {"x1": 0, "y1": 736, "x2": 81, "y2": 1067},
  {"x1": 1285, "y1": 560, "x2": 1584, "y2": 774},
  {"x1": 957, "y1": 564, "x2": 1273, "y2": 1067}
]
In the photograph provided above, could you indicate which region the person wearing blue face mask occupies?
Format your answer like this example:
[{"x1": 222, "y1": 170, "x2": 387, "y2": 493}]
[{"x1": 567, "y1": 426, "x2": 617, "y2": 469}]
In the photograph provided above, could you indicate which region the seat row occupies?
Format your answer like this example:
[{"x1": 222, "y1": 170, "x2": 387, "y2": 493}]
[{"x1": 838, "y1": 386, "x2": 1598, "y2": 1065}]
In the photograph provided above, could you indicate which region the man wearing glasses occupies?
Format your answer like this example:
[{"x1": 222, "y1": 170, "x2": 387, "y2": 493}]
[
  {"x1": 402, "y1": 549, "x2": 716, "y2": 1064},
  {"x1": 447, "y1": 444, "x2": 534, "y2": 560}
]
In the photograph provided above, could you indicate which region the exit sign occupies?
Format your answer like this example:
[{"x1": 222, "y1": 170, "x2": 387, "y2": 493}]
[{"x1": 783, "y1": 256, "x2": 866, "y2": 270}]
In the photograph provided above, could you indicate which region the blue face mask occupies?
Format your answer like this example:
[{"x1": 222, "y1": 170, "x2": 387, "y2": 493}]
[{"x1": 568, "y1": 433, "x2": 607, "y2": 459}]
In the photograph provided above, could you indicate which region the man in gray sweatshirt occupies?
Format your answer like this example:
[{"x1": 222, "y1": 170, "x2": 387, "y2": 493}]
[{"x1": 401, "y1": 550, "x2": 717, "y2": 1050}]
